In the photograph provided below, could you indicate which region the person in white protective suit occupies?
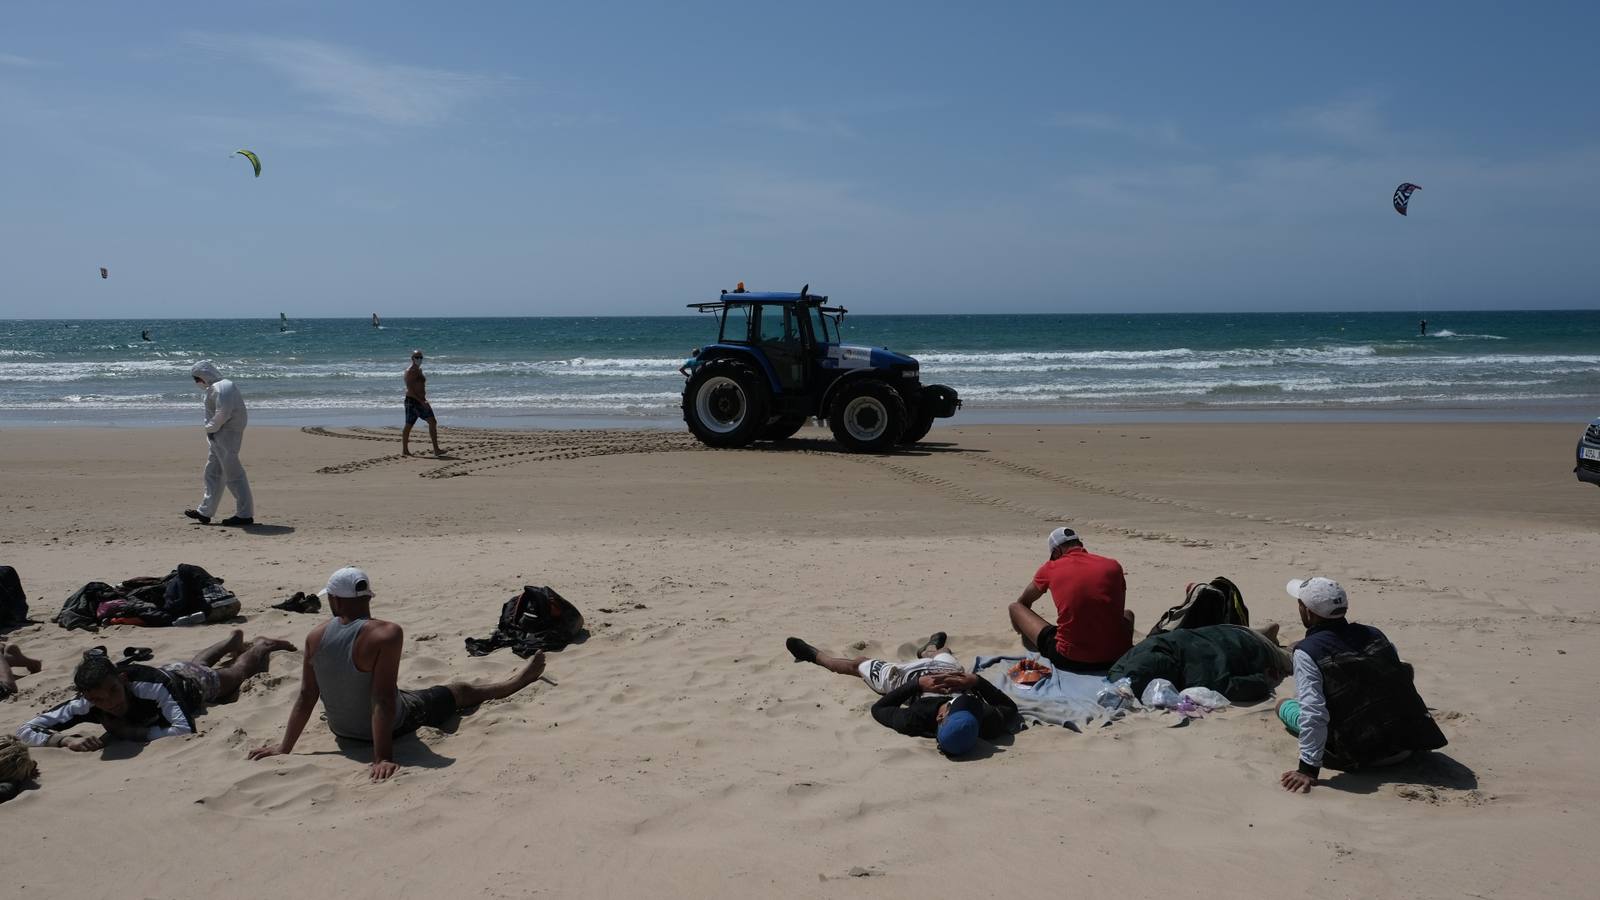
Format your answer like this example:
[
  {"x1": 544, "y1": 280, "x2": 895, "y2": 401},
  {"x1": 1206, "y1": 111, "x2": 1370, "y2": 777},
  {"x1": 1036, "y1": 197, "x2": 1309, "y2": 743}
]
[{"x1": 183, "y1": 360, "x2": 255, "y2": 526}]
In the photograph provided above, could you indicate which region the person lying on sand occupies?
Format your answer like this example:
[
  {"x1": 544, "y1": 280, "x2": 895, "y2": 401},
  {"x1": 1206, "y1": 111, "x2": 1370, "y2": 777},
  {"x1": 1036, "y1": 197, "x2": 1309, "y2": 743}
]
[
  {"x1": 1, "y1": 640, "x2": 44, "y2": 701},
  {"x1": 786, "y1": 633, "x2": 1018, "y2": 757},
  {"x1": 15, "y1": 630, "x2": 294, "y2": 750},
  {"x1": 1008, "y1": 526, "x2": 1133, "y2": 672},
  {"x1": 1276, "y1": 577, "x2": 1447, "y2": 793},
  {"x1": 785, "y1": 631, "x2": 963, "y2": 695},
  {"x1": 249, "y1": 567, "x2": 547, "y2": 782}
]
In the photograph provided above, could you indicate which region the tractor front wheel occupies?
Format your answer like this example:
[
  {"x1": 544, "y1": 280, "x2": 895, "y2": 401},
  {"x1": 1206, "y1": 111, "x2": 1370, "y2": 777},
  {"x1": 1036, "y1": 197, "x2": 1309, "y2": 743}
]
[
  {"x1": 828, "y1": 380, "x2": 907, "y2": 453},
  {"x1": 683, "y1": 360, "x2": 770, "y2": 448},
  {"x1": 898, "y1": 406, "x2": 936, "y2": 445}
]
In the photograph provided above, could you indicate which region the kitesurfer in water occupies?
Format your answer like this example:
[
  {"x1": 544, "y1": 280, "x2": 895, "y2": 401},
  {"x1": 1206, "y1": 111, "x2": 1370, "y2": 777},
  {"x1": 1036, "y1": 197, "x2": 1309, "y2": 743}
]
[
  {"x1": 1419, "y1": 319, "x2": 1427, "y2": 336},
  {"x1": 141, "y1": 330, "x2": 151, "y2": 342}
]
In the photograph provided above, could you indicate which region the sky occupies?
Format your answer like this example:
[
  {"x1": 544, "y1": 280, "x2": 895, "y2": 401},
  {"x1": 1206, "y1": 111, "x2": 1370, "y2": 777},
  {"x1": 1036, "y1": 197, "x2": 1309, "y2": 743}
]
[{"x1": 2, "y1": 1, "x2": 1598, "y2": 317}]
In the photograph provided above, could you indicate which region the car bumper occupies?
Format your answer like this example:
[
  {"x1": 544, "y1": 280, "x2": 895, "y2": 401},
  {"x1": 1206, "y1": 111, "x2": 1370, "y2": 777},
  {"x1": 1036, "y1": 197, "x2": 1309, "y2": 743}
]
[{"x1": 1576, "y1": 439, "x2": 1600, "y2": 484}]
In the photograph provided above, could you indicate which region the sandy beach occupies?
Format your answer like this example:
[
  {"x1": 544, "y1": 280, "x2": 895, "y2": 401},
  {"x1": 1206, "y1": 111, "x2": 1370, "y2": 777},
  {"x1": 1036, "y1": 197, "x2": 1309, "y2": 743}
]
[{"x1": 1, "y1": 421, "x2": 1596, "y2": 899}]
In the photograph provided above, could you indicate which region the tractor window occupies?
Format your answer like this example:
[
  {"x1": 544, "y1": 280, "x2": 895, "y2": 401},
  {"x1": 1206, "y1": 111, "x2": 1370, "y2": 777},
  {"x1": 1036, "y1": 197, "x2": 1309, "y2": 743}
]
[
  {"x1": 719, "y1": 304, "x2": 754, "y2": 343},
  {"x1": 757, "y1": 305, "x2": 799, "y2": 345},
  {"x1": 807, "y1": 306, "x2": 835, "y2": 344}
]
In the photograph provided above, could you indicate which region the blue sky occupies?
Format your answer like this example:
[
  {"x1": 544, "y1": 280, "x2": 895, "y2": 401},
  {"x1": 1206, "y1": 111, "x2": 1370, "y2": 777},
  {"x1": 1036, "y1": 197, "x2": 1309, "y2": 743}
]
[{"x1": 3, "y1": 1, "x2": 1598, "y2": 317}]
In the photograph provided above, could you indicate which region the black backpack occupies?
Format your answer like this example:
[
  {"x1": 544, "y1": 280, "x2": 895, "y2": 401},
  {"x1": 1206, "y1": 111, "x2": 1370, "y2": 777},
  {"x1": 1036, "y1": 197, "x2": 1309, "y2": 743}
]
[
  {"x1": 467, "y1": 585, "x2": 585, "y2": 658},
  {"x1": 54, "y1": 581, "x2": 124, "y2": 632},
  {"x1": 499, "y1": 586, "x2": 584, "y2": 645},
  {"x1": 0, "y1": 566, "x2": 27, "y2": 628},
  {"x1": 1150, "y1": 576, "x2": 1249, "y2": 635}
]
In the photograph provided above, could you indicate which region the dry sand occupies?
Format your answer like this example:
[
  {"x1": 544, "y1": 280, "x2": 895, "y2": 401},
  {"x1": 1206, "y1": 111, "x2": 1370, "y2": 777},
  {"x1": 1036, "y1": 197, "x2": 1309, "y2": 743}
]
[{"x1": 0, "y1": 422, "x2": 1595, "y2": 898}]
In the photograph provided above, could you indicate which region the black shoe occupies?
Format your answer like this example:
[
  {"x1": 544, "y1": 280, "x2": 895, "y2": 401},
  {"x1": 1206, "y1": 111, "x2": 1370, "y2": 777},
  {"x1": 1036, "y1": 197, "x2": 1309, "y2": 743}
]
[
  {"x1": 921, "y1": 631, "x2": 948, "y2": 654},
  {"x1": 785, "y1": 637, "x2": 818, "y2": 664},
  {"x1": 184, "y1": 509, "x2": 211, "y2": 525},
  {"x1": 219, "y1": 516, "x2": 254, "y2": 527},
  {"x1": 272, "y1": 591, "x2": 322, "y2": 614}
]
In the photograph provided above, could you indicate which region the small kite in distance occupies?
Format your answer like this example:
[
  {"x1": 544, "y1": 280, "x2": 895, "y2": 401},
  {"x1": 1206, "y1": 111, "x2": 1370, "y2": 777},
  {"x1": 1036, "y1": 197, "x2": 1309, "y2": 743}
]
[
  {"x1": 1393, "y1": 182, "x2": 1421, "y2": 216},
  {"x1": 236, "y1": 149, "x2": 261, "y2": 178},
  {"x1": 99, "y1": 267, "x2": 108, "y2": 279}
]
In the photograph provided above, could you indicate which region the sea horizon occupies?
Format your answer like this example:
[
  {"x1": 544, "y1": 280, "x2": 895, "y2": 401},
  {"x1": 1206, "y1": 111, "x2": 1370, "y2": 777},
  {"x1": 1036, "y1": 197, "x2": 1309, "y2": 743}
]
[{"x1": 4, "y1": 309, "x2": 1598, "y2": 427}]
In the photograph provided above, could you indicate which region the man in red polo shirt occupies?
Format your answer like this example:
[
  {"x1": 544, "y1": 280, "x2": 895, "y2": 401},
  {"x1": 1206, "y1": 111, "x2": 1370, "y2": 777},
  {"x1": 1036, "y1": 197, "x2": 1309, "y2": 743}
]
[{"x1": 1007, "y1": 526, "x2": 1133, "y2": 671}]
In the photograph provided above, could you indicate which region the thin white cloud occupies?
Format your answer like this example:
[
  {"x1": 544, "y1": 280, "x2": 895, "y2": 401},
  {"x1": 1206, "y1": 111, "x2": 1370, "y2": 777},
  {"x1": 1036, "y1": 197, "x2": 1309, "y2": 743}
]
[
  {"x1": 0, "y1": 52, "x2": 45, "y2": 68},
  {"x1": 1283, "y1": 95, "x2": 1392, "y2": 150},
  {"x1": 740, "y1": 109, "x2": 859, "y2": 139},
  {"x1": 1050, "y1": 112, "x2": 1184, "y2": 146},
  {"x1": 185, "y1": 33, "x2": 503, "y2": 125},
  {"x1": 713, "y1": 169, "x2": 890, "y2": 225}
]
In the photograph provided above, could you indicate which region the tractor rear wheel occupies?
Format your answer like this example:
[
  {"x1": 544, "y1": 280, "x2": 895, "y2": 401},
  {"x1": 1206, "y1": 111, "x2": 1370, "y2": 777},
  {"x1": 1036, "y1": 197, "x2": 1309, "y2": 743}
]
[
  {"x1": 828, "y1": 379, "x2": 907, "y2": 453},
  {"x1": 683, "y1": 359, "x2": 770, "y2": 448}
]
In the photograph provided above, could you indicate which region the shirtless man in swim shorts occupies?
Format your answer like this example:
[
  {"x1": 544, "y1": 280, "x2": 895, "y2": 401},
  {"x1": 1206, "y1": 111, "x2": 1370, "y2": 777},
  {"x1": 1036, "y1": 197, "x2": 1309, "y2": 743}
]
[{"x1": 403, "y1": 349, "x2": 442, "y2": 457}]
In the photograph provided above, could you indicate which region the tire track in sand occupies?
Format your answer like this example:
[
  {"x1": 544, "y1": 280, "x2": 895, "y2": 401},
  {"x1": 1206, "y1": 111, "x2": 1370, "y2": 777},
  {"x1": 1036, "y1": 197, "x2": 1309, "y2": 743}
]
[
  {"x1": 851, "y1": 455, "x2": 1211, "y2": 548},
  {"x1": 968, "y1": 455, "x2": 1401, "y2": 542},
  {"x1": 304, "y1": 426, "x2": 704, "y2": 478}
]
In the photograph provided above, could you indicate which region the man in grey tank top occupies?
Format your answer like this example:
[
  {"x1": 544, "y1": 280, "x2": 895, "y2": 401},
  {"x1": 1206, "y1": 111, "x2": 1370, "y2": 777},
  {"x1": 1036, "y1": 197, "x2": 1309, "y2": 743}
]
[{"x1": 249, "y1": 567, "x2": 548, "y2": 782}]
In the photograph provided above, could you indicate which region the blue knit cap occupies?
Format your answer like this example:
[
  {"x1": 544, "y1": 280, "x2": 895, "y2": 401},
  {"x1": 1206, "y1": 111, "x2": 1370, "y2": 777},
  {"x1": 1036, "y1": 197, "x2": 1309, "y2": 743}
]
[{"x1": 936, "y1": 709, "x2": 980, "y2": 756}]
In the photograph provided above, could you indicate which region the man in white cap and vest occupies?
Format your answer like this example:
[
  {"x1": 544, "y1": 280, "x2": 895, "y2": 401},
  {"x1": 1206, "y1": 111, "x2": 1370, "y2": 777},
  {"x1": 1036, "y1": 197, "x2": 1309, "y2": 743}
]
[
  {"x1": 184, "y1": 360, "x2": 254, "y2": 526},
  {"x1": 1006, "y1": 526, "x2": 1133, "y2": 671},
  {"x1": 1277, "y1": 576, "x2": 1446, "y2": 793},
  {"x1": 248, "y1": 566, "x2": 547, "y2": 782}
]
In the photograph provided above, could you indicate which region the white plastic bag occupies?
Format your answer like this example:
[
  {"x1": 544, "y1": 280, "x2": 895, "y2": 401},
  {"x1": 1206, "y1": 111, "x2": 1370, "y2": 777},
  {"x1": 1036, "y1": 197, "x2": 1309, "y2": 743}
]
[
  {"x1": 1178, "y1": 686, "x2": 1231, "y2": 710},
  {"x1": 1140, "y1": 678, "x2": 1181, "y2": 709},
  {"x1": 1096, "y1": 676, "x2": 1138, "y2": 710}
]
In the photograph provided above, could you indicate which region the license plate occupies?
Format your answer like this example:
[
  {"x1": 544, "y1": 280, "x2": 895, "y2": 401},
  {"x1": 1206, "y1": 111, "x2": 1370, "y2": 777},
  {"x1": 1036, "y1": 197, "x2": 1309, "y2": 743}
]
[{"x1": 1584, "y1": 448, "x2": 1600, "y2": 461}]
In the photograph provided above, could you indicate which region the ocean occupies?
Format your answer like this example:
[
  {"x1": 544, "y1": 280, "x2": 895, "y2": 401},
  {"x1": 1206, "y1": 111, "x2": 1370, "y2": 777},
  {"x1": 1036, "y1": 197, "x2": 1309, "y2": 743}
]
[{"x1": 2, "y1": 310, "x2": 1598, "y2": 426}]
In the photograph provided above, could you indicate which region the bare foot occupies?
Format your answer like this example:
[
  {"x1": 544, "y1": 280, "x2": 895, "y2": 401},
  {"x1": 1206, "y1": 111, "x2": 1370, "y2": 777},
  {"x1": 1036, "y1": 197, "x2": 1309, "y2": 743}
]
[
  {"x1": 402, "y1": 450, "x2": 413, "y2": 457},
  {"x1": 254, "y1": 637, "x2": 298, "y2": 654},
  {"x1": 2, "y1": 643, "x2": 43, "y2": 674},
  {"x1": 515, "y1": 651, "x2": 547, "y2": 688},
  {"x1": 222, "y1": 629, "x2": 247, "y2": 658}
]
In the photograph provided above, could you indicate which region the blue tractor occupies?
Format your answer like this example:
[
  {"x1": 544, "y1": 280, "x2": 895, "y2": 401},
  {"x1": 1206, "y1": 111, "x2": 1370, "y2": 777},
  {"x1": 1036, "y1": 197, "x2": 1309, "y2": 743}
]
[{"x1": 680, "y1": 286, "x2": 961, "y2": 452}]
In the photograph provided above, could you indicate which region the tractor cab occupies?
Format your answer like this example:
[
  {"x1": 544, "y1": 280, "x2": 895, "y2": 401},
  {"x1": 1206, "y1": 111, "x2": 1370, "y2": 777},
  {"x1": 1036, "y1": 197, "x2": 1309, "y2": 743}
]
[{"x1": 689, "y1": 290, "x2": 844, "y2": 392}]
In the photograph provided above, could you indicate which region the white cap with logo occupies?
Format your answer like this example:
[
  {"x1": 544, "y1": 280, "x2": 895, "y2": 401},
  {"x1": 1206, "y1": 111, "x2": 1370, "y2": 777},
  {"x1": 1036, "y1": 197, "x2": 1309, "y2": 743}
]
[
  {"x1": 1286, "y1": 576, "x2": 1347, "y2": 618},
  {"x1": 1047, "y1": 526, "x2": 1082, "y2": 551},
  {"x1": 324, "y1": 566, "x2": 374, "y2": 599}
]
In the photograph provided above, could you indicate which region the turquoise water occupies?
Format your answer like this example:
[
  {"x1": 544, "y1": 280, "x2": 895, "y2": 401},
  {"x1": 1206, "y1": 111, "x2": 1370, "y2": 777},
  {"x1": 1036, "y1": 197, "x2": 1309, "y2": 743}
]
[{"x1": 2, "y1": 311, "x2": 1598, "y2": 424}]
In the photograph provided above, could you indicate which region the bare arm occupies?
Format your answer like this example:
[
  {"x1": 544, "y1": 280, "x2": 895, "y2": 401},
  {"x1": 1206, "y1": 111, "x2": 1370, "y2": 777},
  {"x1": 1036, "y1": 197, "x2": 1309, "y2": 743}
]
[
  {"x1": 1014, "y1": 580, "x2": 1047, "y2": 607},
  {"x1": 367, "y1": 622, "x2": 404, "y2": 781}
]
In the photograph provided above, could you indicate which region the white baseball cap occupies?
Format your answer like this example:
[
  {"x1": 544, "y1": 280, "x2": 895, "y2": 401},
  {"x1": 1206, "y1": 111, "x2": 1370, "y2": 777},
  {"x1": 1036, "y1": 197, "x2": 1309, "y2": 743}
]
[
  {"x1": 325, "y1": 566, "x2": 374, "y2": 599},
  {"x1": 1286, "y1": 576, "x2": 1347, "y2": 618},
  {"x1": 1047, "y1": 526, "x2": 1082, "y2": 551}
]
